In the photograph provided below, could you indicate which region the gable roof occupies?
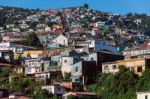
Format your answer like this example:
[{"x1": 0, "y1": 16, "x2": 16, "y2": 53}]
[{"x1": 126, "y1": 43, "x2": 149, "y2": 51}]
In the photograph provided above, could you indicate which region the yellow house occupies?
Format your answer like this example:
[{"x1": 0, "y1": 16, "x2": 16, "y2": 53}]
[
  {"x1": 21, "y1": 50, "x2": 43, "y2": 58},
  {"x1": 14, "y1": 50, "x2": 43, "y2": 59},
  {"x1": 117, "y1": 58, "x2": 149, "y2": 76},
  {"x1": 102, "y1": 58, "x2": 150, "y2": 76}
]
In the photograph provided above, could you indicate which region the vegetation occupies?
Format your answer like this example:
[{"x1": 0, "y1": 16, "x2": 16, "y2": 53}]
[
  {"x1": 64, "y1": 72, "x2": 72, "y2": 82},
  {"x1": 87, "y1": 66, "x2": 150, "y2": 99},
  {"x1": 22, "y1": 32, "x2": 43, "y2": 48}
]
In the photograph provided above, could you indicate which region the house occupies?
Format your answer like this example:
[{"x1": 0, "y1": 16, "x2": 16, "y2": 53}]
[
  {"x1": 61, "y1": 50, "x2": 80, "y2": 76},
  {"x1": 34, "y1": 71, "x2": 50, "y2": 84},
  {"x1": 42, "y1": 85, "x2": 66, "y2": 95},
  {"x1": 63, "y1": 92, "x2": 97, "y2": 99},
  {"x1": 123, "y1": 42, "x2": 150, "y2": 59},
  {"x1": 0, "y1": 88, "x2": 9, "y2": 98},
  {"x1": 102, "y1": 62, "x2": 119, "y2": 74},
  {"x1": 52, "y1": 34, "x2": 68, "y2": 46},
  {"x1": 8, "y1": 92, "x2": 30, "y2": 99},
  {"x1": 94, "y1": 21, "x2": 105, "y2": 28},
  {"x1": 42, "y1": 48, "x2": 65, "y2": 57},
  {"x1": 0, "y1": 42, "x2": 36, "y2": 59},
  {"x1": 88, "y1": 39, "x2": 118, "y2": 53},
  {"x1": 13, "y1": 66, "x2": 24, "y2": 74},
  {"x1": 45, "y1": 26, "x2": 51, "y2": 32},
  {"x1": 53, "y1": 24, "x2": 63, "y2": 30},
  {"x1": 0, "y1": 50, "x2": 14, "y2": 62},
  {"x1": 71, "y1": 61, "x2": 97, "y2": 85},
  {"x1": 45, "y1": 55, "x2": 61, "y2": 71},
  {"x1": 47, "y1": 42, "x2": 62, "y2": 49},
  {"x1": 2, "y1": 33, "x2": 23, "y2": 42},
  {"x1": 102, "y1": 58, "x2": 150, "y2": 76},
  {"x1": 24, "y1": 58, "x2": 43, "y2": 75},
  {"x1": 73, "y1": 39, "x2": 89, "y2": 52},
  {"x1": 136, "y1": 92, "x2": 150, "y2": 99},
  {"x1": 97, "y1": 50, "x2": 124, "y2": 72},
  {"x1": 118, "y1": 58, "x2": 150, "y2": 76},
  {"x1": 12, "y1": 28, "x2": 20, "y2": 32},
  {"x1": 21, "y1": 50, "x2": 43, "y2": 58}
]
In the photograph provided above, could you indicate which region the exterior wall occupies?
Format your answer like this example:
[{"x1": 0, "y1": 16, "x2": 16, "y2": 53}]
[
  {"x1": 53, "y1": 35, "x2": 68, "y2": 46},
  {"x1": 102, "y1": 63, "x2": 119, "y2": 74},
  {"x1": 88, "y1": 53, "x2": 97, "y2": 61},
  {"x1": 61, "y1": 57, "x2": 74, "y2": 75},
  {"x1": 42, "y1": 85, "x2": 66, "y2": 95},
  {"x1": 123, "y1": 50, "x2": 149, "y2": 59},
  {"x1": 88, "y1": 40, "x2": 118, "y2": 53},
  {"x1": 0, "y1": 51, "x2": 14, "y2": 62},
  {"x1": 25, "y1": 67, "x2": 42, "y2": 75},
  {"x1": 47, "y1": 42, "x2": 61, "y2": 49},
  {"x1": 21, "y1": 50, "x2": 43, "y2": 58},
  {"x1": 97, "y1": 51, "x2": 124, "y2": 72},
  {"x1": 35, "y1": 72, "x2": 50, "y2": 84},
  {"x1": 137, "y1": 92, "x2": 150, "y2": 99},
  {"x1": 118, "y1": 58, "x2": 146, "y2": 75},
  {"x1": 71, "y1": 62, "x2": 82, "y2": 82},
  {"x1": 95, "y1": 40, "x2": 118, "y2": 53},
  {"x1": 71, "y1": 61, "x2": 97, "y2": 85},
  {"x1": 24, "y1": 59, "x2": 43, "y2": 75},
  {"x1": 0, "y1": 42, "x2": 11, "y2": 51},
  {"x1": 13, "y1": 67, "x2": 24, "y2": 74}
]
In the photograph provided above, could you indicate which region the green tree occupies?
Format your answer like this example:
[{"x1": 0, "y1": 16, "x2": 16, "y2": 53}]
[
  {"x1": 64, "y1": 72, "x2": 72, "y2": 82},
  {"x1": 83, "y1": 3, "x2": 89, "y2": 9},
  {"x1": 67, "y1": 95, "x2": 75, "y2": 99},
  {"x1": 22, "y1": 32, "x2": 43, "y2": 48},
  {"x1": 137, "y1": 69, "x2": 150, "y2": 91},
  {"x1": 89, "y1": 66, "x2": 137, "y2": 99}
]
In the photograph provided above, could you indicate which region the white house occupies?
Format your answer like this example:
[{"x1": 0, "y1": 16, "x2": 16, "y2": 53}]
[
  {"x1": 102, "y1": 62, "x2": 119, "y2": 74},
  {"x1": 42, "y1": 85, "x2": 66, "y2": 95},
  {"x1": 94, "y1": 21, "x2": 105, "y2": 28},
  {"x1": 137, "y1": 92, "x2": 150, "y2": 99},
  {"x1": 24, "y1": 59, "x2": 43, "y2": 75},
  {"x1": 88, "y1": 39, "x2": 118, "y2": 53},
  {"x1": 35, "y1": 72, "x2": 50, "y2": 84},
  {"x1": 45, "y1": 27, "x2": 51, "y2": 32},
  {"x1": 53, "y1": 34, "x2": 68, "y2": 46},
  {"x1": 0, "y1": 42, "x2": 35, "y2": 54},
  {"x1": 61, "y1": 50, "x2": 80, "y2": 76}
]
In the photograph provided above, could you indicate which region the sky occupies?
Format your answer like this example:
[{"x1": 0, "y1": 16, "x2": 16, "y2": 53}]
[{"x1": 0, "y1": 0, "x2": 150, "y2": 15}]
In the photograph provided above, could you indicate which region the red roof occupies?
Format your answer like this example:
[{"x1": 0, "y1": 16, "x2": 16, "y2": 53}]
[{"x1": 130, "y1": 43, "x2": 148, "y2": 51}]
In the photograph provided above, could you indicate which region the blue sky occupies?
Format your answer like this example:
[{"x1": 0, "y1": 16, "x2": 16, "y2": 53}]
[{"x1": 0, "y1": 0, "x2": 150, "y2": 15}]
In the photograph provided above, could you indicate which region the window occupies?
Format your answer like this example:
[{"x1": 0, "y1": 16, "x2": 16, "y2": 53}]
[
  {"x1": 75, "y1": 67, "x2": 78, "y2": 72},
  {"x1": 64, "y1": 60, "x2": 67, "y2": 63},
  {"x1": 112, "y1": 65, "x2": 117, "y2": 69},
  {"x1": 145, "y1": 95, "x2": 148, "y2": 99},
  {"x1": 91, "y1": 57, "x2": 94, "y2": 61},
  {"x1": 104, "y1": 66, "x2": 108, "y2": 70},
  {"x1": 57, "y1": 87, "x2": 60, "y2": 91},
  {"x1": 75, "y1": 79, "x2": 79, "y2": 82},
  {"x1": 137, "y1": 66, "x2": 142, "y2": 72},
  {"x1": 28, "y1": 68, "x2": 31, "y2": 73}
]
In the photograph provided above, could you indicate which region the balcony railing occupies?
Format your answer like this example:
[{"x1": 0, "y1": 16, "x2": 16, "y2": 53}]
[{"x1": 48, "y1": 65, "x2": 61, "y2": 71}]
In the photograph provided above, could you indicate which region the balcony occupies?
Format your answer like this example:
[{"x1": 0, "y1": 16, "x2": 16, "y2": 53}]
[{"x1": 48, "y1": 66, "x2": 61, "y2": 71}]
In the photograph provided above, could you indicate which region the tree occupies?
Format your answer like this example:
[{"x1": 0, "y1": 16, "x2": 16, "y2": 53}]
[
  {"x1": 137, "y1": 69, "x2": 150, "y2": 91},
  {"x1": 67, "y1": 95, "x2": 75, "y2": 99},
  {"x1": 88, "y1": 66, "x2": 137, "y2": 99},
  {"x1": 64, "y1": 72, "x2": 71, "y2": 82},
  {"x1": 22, "y1": 32, "x2": 43, "y2": 48},
  {"x1": 83, "y1": 3, "x2": 89, "y2": 9}
]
